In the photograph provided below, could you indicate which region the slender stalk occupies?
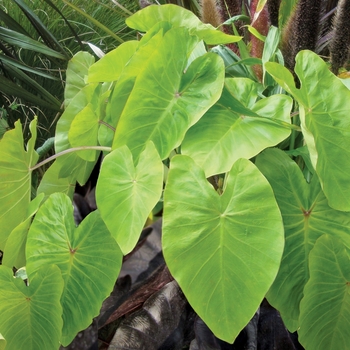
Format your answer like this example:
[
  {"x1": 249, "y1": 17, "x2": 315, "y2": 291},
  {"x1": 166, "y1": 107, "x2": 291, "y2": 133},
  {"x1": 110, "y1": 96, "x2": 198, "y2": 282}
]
[
  {"x1": 99, "y1": 120, "x2": 116, "y2": 131},
  {"x1": 110, "y1": 0, "x2": 134, "y2": 16},
  {"x1": 289, "y1": 113, "x2": 300, "y2": 150},
  {"x1": 61, "y1": 0, "x2": 125, "y2": 44},
  {"x1": 30, "y1": 146, "x2": 111, "y2": 171}
]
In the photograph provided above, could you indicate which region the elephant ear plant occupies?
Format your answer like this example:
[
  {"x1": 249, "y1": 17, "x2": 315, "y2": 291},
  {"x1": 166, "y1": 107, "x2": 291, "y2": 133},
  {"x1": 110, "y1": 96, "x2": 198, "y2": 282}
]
[{"x1": 0, "y1": 3, "x2": 350, "y2": 350}]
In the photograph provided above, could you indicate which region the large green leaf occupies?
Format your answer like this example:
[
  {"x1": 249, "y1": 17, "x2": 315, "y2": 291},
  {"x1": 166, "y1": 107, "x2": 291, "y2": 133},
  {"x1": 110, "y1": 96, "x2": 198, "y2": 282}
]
[
  {"x1": 2, "y1": 193, "x2": 44, "y2": 268},
  {"x1": 113, "y1": 27, "x2": 225, "y2": 160},
  {"x1": 36, "y1": 159, "x2": 76, "y2": 199},
  {"x1": 67, "y1": 82, "x2": 112, "y2": 162},
  {"x1": 299, "y1": 235, "x2": 350, "y2": 350},
  {"x1": 63, "y1": 52, "x2": 101, "y2": 165},
  {"x1": 55, "y1": 84, "x2": 100, "y2": 185},
  {"x1": 126, "y1": 4, "x2": 241, "y2": 45},
  {"x1": 0, "y1": 265, "x2": 64, "y2": 350},
  {"x1": 88, "y1": 40, "x2": 139, "y2": 83},
  {"x1": 266, "y1": 50, "x2": 350, "y2": 211},
  {"x1": 26, "y1": 193, "x2": 123, "y2": 346},
  {"x1": 0, "y1": 118, "x2": 38, "y2": 250},
  {"x1": 57, "y1": 84, "x2": 98, "y2": 153},
  {"x1": 96, "y1": 142, "x2": 163, "y2": 255},
  {"x1": 100, "y1": 23, "x2": 170, "y2": 148},
  {"x1": 182, "y1": 78, "x2": 292, "y2": 176},
  {"x1": 68, "y1": 103, "x2": 100, "y2": 162},
  {"x1": 64, "y1": 51, "x2": 95, "y2": 108},
  {"x1": 256, "y1": 148, "x2": 350, "y2": 331},
  {"x1": 163, "y1": 155, "x2": 284, "y2": 342}
]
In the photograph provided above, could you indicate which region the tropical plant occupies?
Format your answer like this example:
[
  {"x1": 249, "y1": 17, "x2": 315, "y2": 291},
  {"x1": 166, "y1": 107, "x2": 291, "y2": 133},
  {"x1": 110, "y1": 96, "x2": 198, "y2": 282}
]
[{"x1": 0, "y1": 1, "x2": 350, "y2": 350}]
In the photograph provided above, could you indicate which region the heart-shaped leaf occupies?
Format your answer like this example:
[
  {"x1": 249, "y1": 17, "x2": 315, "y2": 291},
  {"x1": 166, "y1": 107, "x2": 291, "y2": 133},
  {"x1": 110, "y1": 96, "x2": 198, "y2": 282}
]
[
  {"x1": 0, "y1": 118, "x2": 38, "y2": 250},
  {"x1": 68, "y1": 103, "x2": 99, "y2": 161},
  {"x1": 163, "y1": 155, "x2": 284, "y2": 342},
  {"x1": 266, "y1": 50, "x2": 350, "y2": 211},
  {"x1": 182, "y1": 78, "x2": 292, "y2": 176},
  {"x1": 96, "y1": 142, "x2": 163, "y2": 255},
  {"x1": 3, "y1": 193, "x2": 44, "y2": 268},
  {"x1": 64, "y1": 51, "x2": 95, "y2": 108},
  {"x1": 256, "y1": 148, "x2": 350, "y2": 331},
  {"x1": 36, "y1": 160, "x2": 76, "y2": 199},
  {"x1": 26, "y1": 193, "x2": 123, "y2": 346},
  {"x1": 299, "y1": 234, "x2": 350, "y2": 350},
  {"x1": 55, "y1": 83, "x2": 100, "y2": 184},
  {"x1": 0, "y1": 264, "x2": 64, "y2": 350},
  {"x1": 100, "y1": 25, "x2": 167, "y2": 148},
  {"x1": 67, "y1": 81, "x2": 112, "y2": 161},
  {"x1": 112, "y1": 26, "x2": 225, "y2": 160},
  {"x1": 126, "y1": 4, "x2": 240, "y2": 45},
  {"x1": 88, "y1": 40, "x2": 139, "y2": 83}
]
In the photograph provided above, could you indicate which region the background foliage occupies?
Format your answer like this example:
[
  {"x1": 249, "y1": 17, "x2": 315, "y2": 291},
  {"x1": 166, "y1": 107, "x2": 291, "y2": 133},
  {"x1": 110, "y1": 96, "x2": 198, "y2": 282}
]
[{"x1": 0, "y1": 0, "x2": 138, "y2": 143}]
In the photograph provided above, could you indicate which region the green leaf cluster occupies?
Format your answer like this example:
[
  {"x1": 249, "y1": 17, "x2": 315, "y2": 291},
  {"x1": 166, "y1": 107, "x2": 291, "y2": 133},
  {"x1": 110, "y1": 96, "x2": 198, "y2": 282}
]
[{"x1": 1, "y1": 3, "x2": 350, "y2": 349}]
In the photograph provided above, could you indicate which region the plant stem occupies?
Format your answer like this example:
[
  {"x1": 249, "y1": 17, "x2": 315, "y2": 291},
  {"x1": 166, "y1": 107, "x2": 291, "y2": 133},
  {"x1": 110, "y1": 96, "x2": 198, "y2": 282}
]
[
  {"x1": 110, "y1": 0, "x2": 134, "y2": 16},
  {"x1": 289, "y1": 113, "x2": 300, "y2": 150},
  {"x1": 30, "y1": 146, "x2": 111, "y2": 171},
  {"x1": 99, "y1": 120, "x2": 116, "y2": 131}
]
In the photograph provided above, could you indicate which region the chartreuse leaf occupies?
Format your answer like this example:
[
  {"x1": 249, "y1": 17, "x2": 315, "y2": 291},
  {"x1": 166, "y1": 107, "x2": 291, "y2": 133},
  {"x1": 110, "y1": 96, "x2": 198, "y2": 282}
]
[
  {"x1": 3, "y1": 193, "x2": 44, "y2": 268},
  {"x1": 26, "y1": 193, "x2": 123, "y2": 346},
  {"x1": 54, "y1": 84, "x2": 100, "y2": 185},
  {"x1": 88, "y1": 40, "x2": 139, "y2": 83},
  {"x1": 256, "y1": 148, "x2": 350, "y2": 331},
  {"x1": 68, "y1": 103, "x2": 100, "y2": 162},
  {"x1": 54, "y1": 50, "x2": 113, "y2": 185},
  {"x1": 340, "y1": 75, "x2": 350, "y2": 89},
  {"x1": 100, "y1": 23, "x2": 170, "y2": 148},
  {"x1": 266, "y1": 50, "x2": 350, "y2": 211},
  {"x1": 126, "y1": 4, "x2": 240, "y2": 45},
  {"x1": 299, "y1": 235, "x2": 350, "y2": 350},
  {"x1": 113, "y1": 27, "x2": 225, "y2": 160},
  {"x1": 163, "y1": 155, "x2": 284, "y2": 343},
  {"x1": 0, "y1": 334, "x2": 5, "y2": 350},
  {"x1": 67, "y1": 82, "x2": 112, "y2": 162},
  {"x1": 36, "y1": 160, "x2": 76, "y2": 199},
  {"x1": 182, "y1": 78, "x2": 292, "y2": 177},
  {"x1": 64, "y1": 51, "x2": 95, "y2": 108},
  {"x1": 96, "y1": 142, "x2": 163, "y2": 255},
  {"x1": 0, "y1": 264, "x2": 64, "y2": 350},
  {"x1": 57, "y1": 83, "x2": 98, "y2": 154},
  {"x1": 0, "y1": 118, "x2": 38, "y2": 250}
]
